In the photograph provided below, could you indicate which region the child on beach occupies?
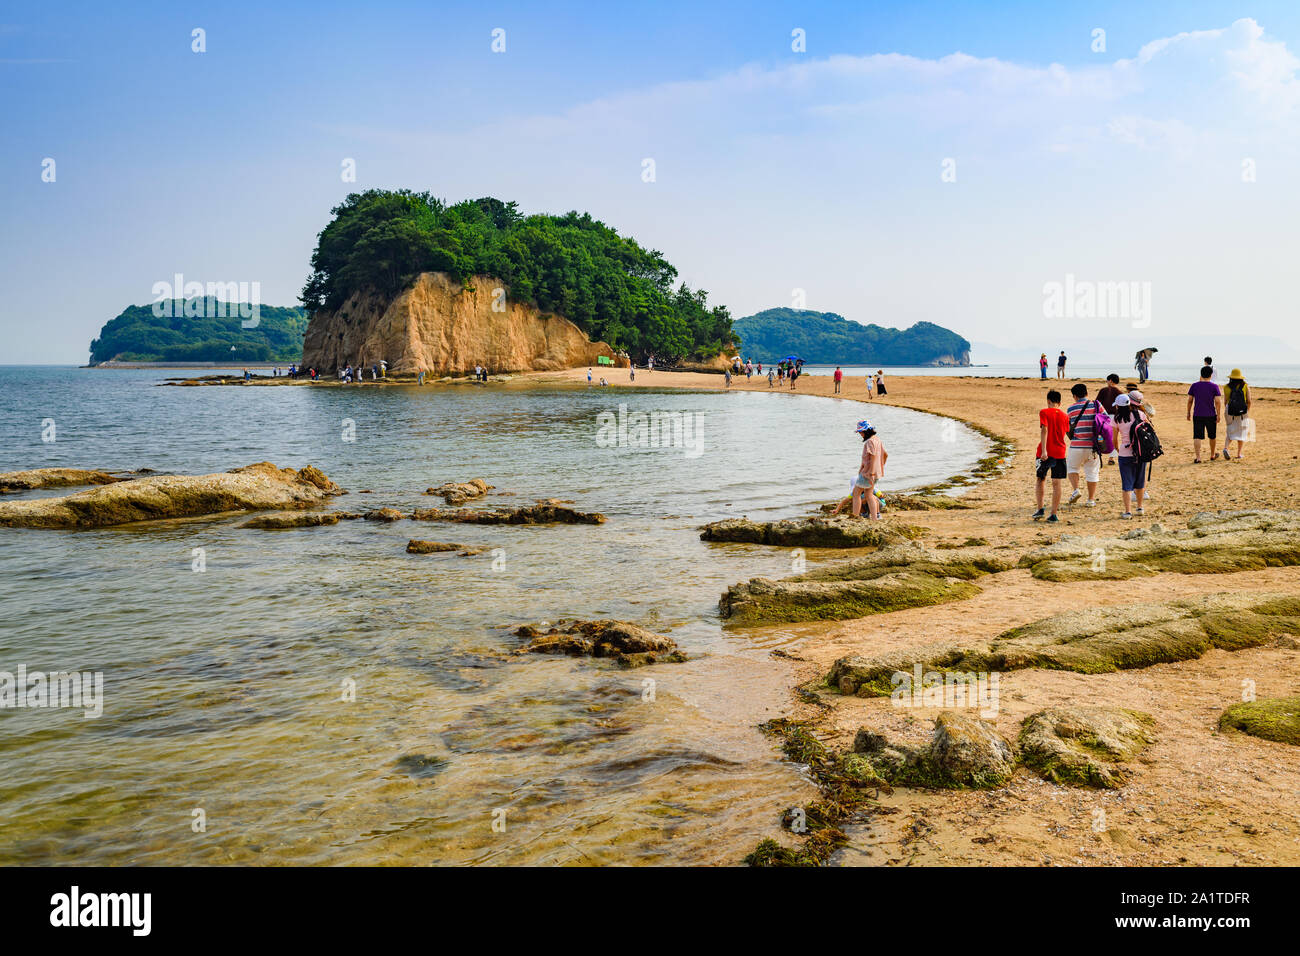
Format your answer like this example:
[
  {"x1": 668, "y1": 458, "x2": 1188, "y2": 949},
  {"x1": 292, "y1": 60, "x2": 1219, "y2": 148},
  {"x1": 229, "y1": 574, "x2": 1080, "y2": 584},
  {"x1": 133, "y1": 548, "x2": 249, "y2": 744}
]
[
  {"x1": 851, "y1": 420, "x2": 888, "y2": 519},
  {"x1": 1033, "y1": 389, "x2": 1068, "y2": 522}
]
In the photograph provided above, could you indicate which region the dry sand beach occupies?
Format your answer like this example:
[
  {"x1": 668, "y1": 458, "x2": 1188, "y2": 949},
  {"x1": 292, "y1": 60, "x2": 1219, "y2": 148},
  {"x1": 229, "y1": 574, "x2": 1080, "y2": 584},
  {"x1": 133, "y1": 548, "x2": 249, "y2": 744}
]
[{"x1": 536, "y1": 366, "x2": 1300, "y2": 866}]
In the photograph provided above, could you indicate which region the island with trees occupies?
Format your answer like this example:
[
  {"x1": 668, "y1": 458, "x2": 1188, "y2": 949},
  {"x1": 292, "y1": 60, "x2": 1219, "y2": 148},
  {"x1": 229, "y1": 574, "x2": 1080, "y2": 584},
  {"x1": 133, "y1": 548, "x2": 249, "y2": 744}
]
[
  {"x1": 733, "y1": 308, "x2": 971, "y2": 366},
  {"x1": 89, "y1": 302, "x2": 309, "y2": 364}
]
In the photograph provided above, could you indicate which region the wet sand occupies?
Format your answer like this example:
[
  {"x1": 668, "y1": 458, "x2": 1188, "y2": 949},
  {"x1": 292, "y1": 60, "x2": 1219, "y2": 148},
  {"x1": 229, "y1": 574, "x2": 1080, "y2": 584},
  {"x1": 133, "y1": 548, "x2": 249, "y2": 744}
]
[{"x1": 535, "y1": 365, "x2": 1300, "y2": 866}]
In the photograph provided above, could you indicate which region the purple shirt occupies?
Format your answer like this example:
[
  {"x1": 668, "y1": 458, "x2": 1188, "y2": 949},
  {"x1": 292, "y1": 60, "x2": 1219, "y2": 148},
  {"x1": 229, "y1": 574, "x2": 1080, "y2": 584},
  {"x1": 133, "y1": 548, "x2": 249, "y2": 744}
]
[{"x1": 1188, "y1": 380, "x2": 1221, "y2": 418}]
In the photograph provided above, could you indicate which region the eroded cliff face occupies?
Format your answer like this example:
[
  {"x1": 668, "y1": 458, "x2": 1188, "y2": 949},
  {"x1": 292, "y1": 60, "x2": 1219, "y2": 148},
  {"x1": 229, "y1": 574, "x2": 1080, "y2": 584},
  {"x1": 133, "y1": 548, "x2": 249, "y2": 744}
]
[{"x1": 300, "y1": 272, "x2": 622, "y2": 374}]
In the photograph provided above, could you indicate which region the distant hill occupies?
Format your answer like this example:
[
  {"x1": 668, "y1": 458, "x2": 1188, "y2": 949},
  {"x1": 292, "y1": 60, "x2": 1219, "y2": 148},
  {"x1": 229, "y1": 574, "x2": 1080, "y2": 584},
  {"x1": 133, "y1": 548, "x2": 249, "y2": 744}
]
[
  {"x1": 89, "y1": 300, "x2": 309, "y2": 364},
  {"x1": 733, "y1": 309, "x2": 970, "y2": 366}
]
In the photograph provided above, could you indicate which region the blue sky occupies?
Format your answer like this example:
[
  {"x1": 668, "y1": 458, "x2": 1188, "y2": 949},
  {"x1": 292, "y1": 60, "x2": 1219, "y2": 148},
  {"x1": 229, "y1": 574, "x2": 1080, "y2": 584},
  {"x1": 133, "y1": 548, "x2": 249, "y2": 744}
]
[{"x1": 4, "y1": 1, "x2": 1300, "y2": 363}]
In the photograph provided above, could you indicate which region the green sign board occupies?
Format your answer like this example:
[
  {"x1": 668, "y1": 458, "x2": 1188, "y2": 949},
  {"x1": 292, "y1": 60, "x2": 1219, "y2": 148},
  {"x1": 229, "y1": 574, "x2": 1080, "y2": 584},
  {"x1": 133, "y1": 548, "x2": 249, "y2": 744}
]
[{"x1": 597, "y1": 355, "x2": 613, "y2": 366}]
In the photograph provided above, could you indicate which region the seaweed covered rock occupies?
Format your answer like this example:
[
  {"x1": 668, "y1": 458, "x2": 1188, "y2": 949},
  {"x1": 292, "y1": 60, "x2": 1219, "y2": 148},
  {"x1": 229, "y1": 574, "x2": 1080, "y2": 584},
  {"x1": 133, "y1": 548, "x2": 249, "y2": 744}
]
[
  {"x1": 1018, "y1": 706, "x2": 1154, "y2": 788},
  {"x1": 850, "y1": 713, "x2": 1016, "y2": 789},
  {"x1": 0, "y1": 468, "x2": 125, "y2": 493},
  {"x1": 241, "y1": 511, "x2": 342, "y2": 529},
  {"x1": 720, "y1": 544, "x2": 1009, "y2": 625},
  {"x1": 829, "y1": 591, "x2": 1300, "y2": 693},
  {"x1": 513, "y1": 619, "x2": 684, "y2": 667},
  {"x1": 1218, "y1": 697, "x2": 1300, "y2": 746},
  {"x1": 0, "y1": 462, "x2": 343, "y2": 529},
  {"x1": 700, "y1": 515, "x2": 923, "y2": 548},
  {"x1": 426, "y1": 479, "x2": 493, "y2": 505},
  {"x1": 412, "y1": 503, "x2": 606, "y2": 525},
  {"x1": 1019, "y1": 510, "x2": 1300, "y2": 581}
]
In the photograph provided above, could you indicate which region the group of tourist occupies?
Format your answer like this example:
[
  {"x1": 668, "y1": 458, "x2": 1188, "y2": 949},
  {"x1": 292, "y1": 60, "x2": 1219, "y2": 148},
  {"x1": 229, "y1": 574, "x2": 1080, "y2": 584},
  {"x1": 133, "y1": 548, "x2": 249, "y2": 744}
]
[{"x1": 1033, "y1": 359, "x2": 1255, "y2": 522}]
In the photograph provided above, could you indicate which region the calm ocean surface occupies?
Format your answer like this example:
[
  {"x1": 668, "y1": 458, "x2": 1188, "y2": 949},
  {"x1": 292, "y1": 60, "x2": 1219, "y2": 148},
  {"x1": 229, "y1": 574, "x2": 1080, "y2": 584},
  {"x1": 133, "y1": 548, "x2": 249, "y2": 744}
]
[{"x1": 0, "y1": 367, "x2": 989, "y2": 865}]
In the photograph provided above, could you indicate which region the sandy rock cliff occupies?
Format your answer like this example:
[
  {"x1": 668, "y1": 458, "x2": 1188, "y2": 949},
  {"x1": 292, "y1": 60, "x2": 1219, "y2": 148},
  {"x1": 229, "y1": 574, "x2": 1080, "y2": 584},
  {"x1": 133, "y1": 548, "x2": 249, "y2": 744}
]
[{"x1": 300, "y1": 272, "x2": 623, "y2": 374}]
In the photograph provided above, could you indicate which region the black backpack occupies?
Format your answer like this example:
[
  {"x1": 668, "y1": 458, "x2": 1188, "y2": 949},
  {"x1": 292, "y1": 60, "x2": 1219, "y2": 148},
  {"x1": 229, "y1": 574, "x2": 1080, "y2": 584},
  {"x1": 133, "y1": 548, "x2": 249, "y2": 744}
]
[
  {"x1": 1226, "y1": 381, "x2": 1248, "y2": 416},
  {"x1": 1131, "y1": 415, "x2": 1163, "y2": 464}
]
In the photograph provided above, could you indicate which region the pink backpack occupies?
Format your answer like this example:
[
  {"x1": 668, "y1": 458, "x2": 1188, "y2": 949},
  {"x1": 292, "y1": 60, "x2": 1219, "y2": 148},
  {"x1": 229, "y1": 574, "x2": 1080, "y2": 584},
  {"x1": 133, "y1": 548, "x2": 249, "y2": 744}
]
[{"x1": 1093, "y1": 406, "x2": 1115, "y2": 454}]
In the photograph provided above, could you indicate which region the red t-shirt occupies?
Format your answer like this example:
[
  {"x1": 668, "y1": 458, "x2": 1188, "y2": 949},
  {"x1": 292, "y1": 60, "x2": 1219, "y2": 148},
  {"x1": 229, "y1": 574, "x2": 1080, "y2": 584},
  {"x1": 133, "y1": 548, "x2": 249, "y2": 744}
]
[
  {"x1": 1038, "y1": 407, "x2": 1069, "y2": 459},
  {"x1": 833, "y1": 369, "x2": 843, "y2": 381}
]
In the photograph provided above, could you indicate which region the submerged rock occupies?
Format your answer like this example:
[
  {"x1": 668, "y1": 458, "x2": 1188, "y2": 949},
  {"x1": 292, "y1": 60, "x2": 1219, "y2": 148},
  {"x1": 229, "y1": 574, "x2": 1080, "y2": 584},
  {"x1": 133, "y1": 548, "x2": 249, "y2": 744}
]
[
  {"x1": 412, "y1": 503, "x2": 605, "y2": 525},
  {"x1": 700, "y1": 515, "x2": 921, "y2": 548},
  {"x1": 406, "y1": 539, "x2": 485, "y2": 555},
  {"x1": 720, "y1": 544, "x2": 1010, "y2": 625},
  {"x1": 828, "y1": 591, "x2": 1300, "y2": 694},
  {"x1": 0, "y1": 462, "x2": 343, "y2": 529},
  {"x1": 1019, "y1": 509, "x2": 1300, "y2": 581},
  {"x1": 512, "y1": 619, "x2": 685, "y2": 667},
  {"x1": 1018, "y1": 706, "x2": 1154, "y2": 788},
  {"x1": 241, "y1": 511, "x2": 342, "y2": 529},
  {"x1": 363, "y1": 507, "x2": 405, "y2": 522},
  {"x1": 1219, "y1": 697, "x2": 1300, "y2": 746},
  {"x1": 426, "y1": 478, "x2": 493, "y2": 505},
  {"x1": 0, "y1": 468, "x2": 125, "y2": 493}
]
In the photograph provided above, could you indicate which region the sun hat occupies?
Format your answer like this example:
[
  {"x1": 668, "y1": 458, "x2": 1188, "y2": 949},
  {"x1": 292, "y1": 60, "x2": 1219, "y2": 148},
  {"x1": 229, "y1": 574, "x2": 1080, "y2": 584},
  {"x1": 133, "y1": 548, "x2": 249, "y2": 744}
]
[
  {"x1": 1113, "y1": 394, "x2": 1131, "y2": 407},
  {"x1": 855, "y1": 420, "x2": 873, "y2": 433},
  {"x1": 1128, "y1": 389, "x2": 1144, "y2": 403},
  {"x1": 1230, "y1": 368, "x2": 1244, "y2": 379}
]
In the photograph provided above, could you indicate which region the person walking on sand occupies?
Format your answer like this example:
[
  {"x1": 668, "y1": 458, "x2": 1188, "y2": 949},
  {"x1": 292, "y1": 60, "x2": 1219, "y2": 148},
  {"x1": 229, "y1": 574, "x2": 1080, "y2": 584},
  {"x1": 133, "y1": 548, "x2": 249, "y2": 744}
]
[
  {"x1": 1039, "y1": 353, "x2": 1049, "y2": 380},
  {"x1": 1203, "y1": 357, "x2": 1216, "y2": 383},
  {"x1": 630, "y1": 364, "x2": 636, "y2": 382},
  {"x1": 767, "y1": 367, "x2": 775, "y2": 387},
  {"x1": 833, "y1": 366, "x2": 843, "y2": 394},
  {"x1": 1065, "y1": 383, "x2": 1101, "y2": 507},
  {"x1": 1032, "y1": 389, "x2": 1068, "y2": 523},
  {"x1": 874, "y1": 371, "x2": 887, "y2": 397},
  {"x1": 1223, "y1": 369, "x2": 1252, "y2": 460},
  {"x1": 587, "y1": 367, "x2": 593, "y2": 386},
  {"x1": 851, "y1": 420, "x2": 888, "y2": 519},
  {"x1": 1187, "y1": 365, "x2": 1223, "y2": 463},
  {"x1": 789, "y1": 365, "x2": 799, "y2": 390},
  {"x1": 1057, "y1": 351, "x2": 1067, "y2": 379},
  {"x1": 724, "y1": 367, "x2": 732, "y2": 388},
  {"x1": 1112, "y1": 394, "x2": 1147, "y2": 518}
]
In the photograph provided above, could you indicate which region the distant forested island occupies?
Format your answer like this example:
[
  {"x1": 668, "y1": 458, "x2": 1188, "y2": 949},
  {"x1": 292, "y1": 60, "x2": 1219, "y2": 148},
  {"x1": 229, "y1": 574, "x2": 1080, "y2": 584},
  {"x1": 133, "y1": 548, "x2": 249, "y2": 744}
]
[
  {"x1": 733, "y1": 309, "x2": 971, "y2": 366},
  {"x1": 89, "y1": 302, "x2": 309, "y2": 364},
  {"x1": 302, "y1": 190, "x2": 738, "y2": 363}
]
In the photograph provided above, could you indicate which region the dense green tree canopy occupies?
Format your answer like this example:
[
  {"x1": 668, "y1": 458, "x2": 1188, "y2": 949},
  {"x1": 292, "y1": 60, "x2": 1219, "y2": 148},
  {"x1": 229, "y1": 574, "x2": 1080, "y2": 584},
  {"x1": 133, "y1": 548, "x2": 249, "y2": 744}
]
[
  {"x1": 733, "y1": 309, "x2": 971, "y2": 366},
  {"x1": 301, "y1": 190, "x2": 737, "y2": 363},
  {"x1": 89, "y1": 302, "x2": 308, "y2": 364}
]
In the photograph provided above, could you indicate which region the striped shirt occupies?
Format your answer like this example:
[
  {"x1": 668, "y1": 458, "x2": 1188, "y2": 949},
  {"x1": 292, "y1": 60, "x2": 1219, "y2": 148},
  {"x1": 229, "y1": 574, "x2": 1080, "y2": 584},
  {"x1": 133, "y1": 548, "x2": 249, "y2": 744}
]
[{"x1": 1066, "y1": 400, "x2": 1099, "y2": 449}]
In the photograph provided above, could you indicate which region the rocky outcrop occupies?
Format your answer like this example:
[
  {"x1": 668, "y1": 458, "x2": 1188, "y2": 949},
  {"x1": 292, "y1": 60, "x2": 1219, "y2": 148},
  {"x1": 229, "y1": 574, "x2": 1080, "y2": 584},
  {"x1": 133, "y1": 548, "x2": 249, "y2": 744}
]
[
  {"x1": 0, "y1": 463, "x2": 342, "y2": 529},
  {"x1": 851, "y1": 713, "x2": 1017, "y2": 789},
  {"x1": 1018, "y1": 707, "x2": 1154, "y2": 788},
  {"x1": 406, "y1": 539, "x2": 484, "y2": 555},
  {"x1": 241, "y1": 511, "x2": 342, "y2": 529},
  {"x1": 1018, "y1": 510, "x2": 1300, "y2": 581},
  {"x1": 1219, "y1": 697, "x2": 1300, "y2": 746},
  {"x1": 426, "y1": 479, "x2": 492, "y2": 505},
  {"x1": 828, "y1": 591, "x2": 1300, "y2": 695},
  {"x1": 512, "y1": 619, "x2": 685, "y2": 667},
  {"x1": 0, "y1": 468, "x2": 125, "y2": 493},
  {"x1": 300, "y1": 271, "x2": 625, "y2": 374},
  {"x1": 720, "y1": 543, "x2": 1010, "y2": 626},
  {"x1": 411, "y1": 503, "x2": 605, "y2": 525},
  {"x1": 700, "y1": 515, "x2": 923, "y2": 548}
]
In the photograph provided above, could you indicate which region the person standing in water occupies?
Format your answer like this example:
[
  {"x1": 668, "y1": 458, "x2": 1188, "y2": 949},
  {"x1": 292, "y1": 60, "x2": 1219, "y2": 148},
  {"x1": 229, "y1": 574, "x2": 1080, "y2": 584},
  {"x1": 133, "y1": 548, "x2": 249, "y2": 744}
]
[{"x1": 851, "y1": 420, "x2": 887, "y2": 519}]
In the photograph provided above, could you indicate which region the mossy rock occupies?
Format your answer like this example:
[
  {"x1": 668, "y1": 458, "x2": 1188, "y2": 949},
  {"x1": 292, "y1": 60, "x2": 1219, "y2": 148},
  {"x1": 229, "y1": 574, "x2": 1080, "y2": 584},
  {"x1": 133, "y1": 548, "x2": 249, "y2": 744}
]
[
  {"x1": 720, "y1": 544, "x2": 1008, "y2": 626},
  {"x1": 829, "y1": 591, "x2": 1300, "y2": 690},
  {"x1": 1019, "y1": 706, "x2": 1154, "y2": 788},
  {"x1": 849, "y1": 713, "x2": 1016, "y2": 790},
  {"x1": 1219, "y1": 697, "x2": 1300, "y2": 746},
  {"x1": 1019, "y1": 510, "x2": 1300, "y2": 581}
]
